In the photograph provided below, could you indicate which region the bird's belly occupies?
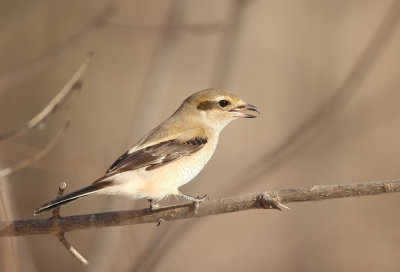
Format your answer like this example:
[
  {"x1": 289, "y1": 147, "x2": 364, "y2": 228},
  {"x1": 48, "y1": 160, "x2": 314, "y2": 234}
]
[
  {"x1": 108, "y1": 140, "x2": 217, "y2": 200},
  {"x1": 165, "y1": 151, "x2": 210, "y2": 188},
  {"x1": 141, "y1": 147, "x2": 213, "y2": 199}
]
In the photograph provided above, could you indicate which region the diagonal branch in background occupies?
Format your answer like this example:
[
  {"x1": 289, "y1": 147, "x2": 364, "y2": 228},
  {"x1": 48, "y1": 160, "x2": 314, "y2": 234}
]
[
  {"x1": 0, "y1": 53, "x2": 93, "y2": 178},
  {"x1": 0, "y1": 53, "x2": 93, "y2": 141},
  {"x1": 0, "y1": 116, "x2": 71, "y2": 178},
  {"x1": 231, "y1": 0, "x2": 400, "y2": 192},
  {"x1": 0, "y1": 179, "x2": 399, "y2": 239}
]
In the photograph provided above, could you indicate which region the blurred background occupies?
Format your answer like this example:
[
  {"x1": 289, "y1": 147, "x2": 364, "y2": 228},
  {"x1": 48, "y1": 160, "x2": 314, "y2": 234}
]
[{"x1": 1, "y1": 0, "x2": 400, "y2": 271}]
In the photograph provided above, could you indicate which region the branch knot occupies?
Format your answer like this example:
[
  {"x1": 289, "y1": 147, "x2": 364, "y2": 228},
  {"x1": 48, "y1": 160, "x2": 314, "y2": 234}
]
[{"x1": 258, "y1": 192, "x2": 290, "y2": 211}]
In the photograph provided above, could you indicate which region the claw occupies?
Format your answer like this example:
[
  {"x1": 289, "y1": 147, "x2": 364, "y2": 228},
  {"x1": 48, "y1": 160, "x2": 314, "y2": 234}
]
[
  {"x1": 178, "y1": 192, "x2": 208, "y2": 216},
  {"x1": 156, "y1": 219, "x2": 164, "y2": 226},
  {"x1": 149, "y1": 199, "x2": 160, "y2": 211},
  {"x1": 194, "y1": 194, "x2": 208, "y2": 202}
]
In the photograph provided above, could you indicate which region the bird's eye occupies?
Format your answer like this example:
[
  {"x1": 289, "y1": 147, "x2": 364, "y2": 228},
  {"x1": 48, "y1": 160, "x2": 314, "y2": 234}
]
[{"x1": 219, "y1": 100, "x2": 229, "y2": 108}]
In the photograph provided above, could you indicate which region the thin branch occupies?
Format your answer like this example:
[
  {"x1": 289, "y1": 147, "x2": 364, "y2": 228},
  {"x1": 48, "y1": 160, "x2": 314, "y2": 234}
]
[
  {"x1": 51, "y1": 183, "x2": 89, "y2": 266},
  {"x1": 0, "y1": 179, "x2": 399, "y2": 238},
  {"x1": 0, "y1": 119, "x2": 71, "y2": 178},
  {"x1": 0, "y1": 53, "x2": 93, "y2": 141},
  {"x1": 0, "y1": 140, "x2": 104, "y2": 180},
  {"x1": 56, "y1": 234, "x2": 88, "y2": 266},
  {"x1": 0, "y1": 53, "x2": 93, "y2": 178},
  {"x1": 52, "y1": 182, "x2": 67, "y2": 218}
]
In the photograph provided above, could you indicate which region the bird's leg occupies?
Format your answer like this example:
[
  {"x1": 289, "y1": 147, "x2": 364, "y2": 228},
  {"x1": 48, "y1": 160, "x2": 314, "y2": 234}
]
[
  {"x1": 178, "y1": 192, "x2": 208, "y2": 216},
  {"x1": 148, "y1": 199, "x2": 160, "y2": 211}
]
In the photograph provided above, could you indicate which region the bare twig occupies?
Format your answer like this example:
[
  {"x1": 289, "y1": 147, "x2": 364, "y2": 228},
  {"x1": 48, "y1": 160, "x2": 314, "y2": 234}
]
[
  {"x1": 0, "y1": 140, "x2": 104, "y2": 179},
  {"x1": 0, "y1": 53, "x2": 92, "y2": 141},
  {"x1": 52, "y1": 182, "x2": 67, "y2": 218},
  {"x1": 0, "y1": 179, "x2": 399, "y2": 238},
  {"x1": 0, "y1": 120, "x2": 71, "y2": 178},
  {"x1": 52, "y1": 183, "x2": 89, "y2": 266},
  {"x1": 0, "y1": 53, "x2": 93, "y2": 178},
  {"x1": 56, "y1": 233, "x2": 88, "y2": 266}
]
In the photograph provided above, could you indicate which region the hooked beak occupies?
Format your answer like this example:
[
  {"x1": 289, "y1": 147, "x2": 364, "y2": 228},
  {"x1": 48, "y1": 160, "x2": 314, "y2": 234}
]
[{"x1": 229, "y1": 104, "x2": 260, "y2": 118}]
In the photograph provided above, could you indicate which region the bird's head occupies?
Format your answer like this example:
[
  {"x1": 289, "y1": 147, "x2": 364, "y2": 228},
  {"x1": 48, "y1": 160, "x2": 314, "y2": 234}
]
[{"x1": 180, "y1": 88, "x2": 260, "y2": 131}]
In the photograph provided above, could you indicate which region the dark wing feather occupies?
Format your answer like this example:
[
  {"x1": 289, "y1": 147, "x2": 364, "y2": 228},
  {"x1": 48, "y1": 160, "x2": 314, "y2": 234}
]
[{"x1": 106, "y1": 137, "x2": 208, "y2": 174}]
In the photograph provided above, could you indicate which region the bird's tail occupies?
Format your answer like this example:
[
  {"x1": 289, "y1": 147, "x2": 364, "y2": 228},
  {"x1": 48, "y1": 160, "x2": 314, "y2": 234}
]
[{"x1": 34, "y1": 181, "x2": 113, "y2": 215}]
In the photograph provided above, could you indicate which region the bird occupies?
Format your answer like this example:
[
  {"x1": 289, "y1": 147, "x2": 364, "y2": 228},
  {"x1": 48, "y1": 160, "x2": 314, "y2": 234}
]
[{"x1": 34, "y1": 88, "x2": 259, "y2": 215}]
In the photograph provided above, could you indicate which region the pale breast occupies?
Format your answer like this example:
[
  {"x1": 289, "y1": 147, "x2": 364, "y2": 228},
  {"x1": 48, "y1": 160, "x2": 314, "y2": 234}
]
[
  {"x1": 103, "y1": 137, "x2": 218, "y2": 200},
  {"x1": 138, "y1": 137, "x2": 218, "y2": 199}
]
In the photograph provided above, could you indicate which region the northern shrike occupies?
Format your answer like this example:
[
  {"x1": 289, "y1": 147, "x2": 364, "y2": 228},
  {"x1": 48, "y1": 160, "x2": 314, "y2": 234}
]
[{"x1": 34, "y1": 89, "x2": 259, "y2": 215}]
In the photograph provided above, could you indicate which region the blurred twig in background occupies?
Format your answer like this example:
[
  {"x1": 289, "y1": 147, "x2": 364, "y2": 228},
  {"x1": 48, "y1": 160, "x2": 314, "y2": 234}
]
[
  {"x1": 212, "y1": 0, "x2": 247, "y2": 87},
  {"x1": 0, "y1": 53, "x2": 93, "y2": 178},
  {"x1": 0, "y1": 53, "x2": 92, "y2": 142},
  {"x1": 0, "y1": 120, "x2": 70, "y2": 178},
  {"x1": 0, "y1": 4, "x2": 113, "y2": 93},
  {"x1": 230, "y1": 0, "x2": 400, "y2": 192}
]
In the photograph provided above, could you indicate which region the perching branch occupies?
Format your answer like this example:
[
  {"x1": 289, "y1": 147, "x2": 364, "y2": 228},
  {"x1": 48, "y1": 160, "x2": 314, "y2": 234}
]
[{"x1": 0, "y1": 179, "x2": 399, "y2": 238}]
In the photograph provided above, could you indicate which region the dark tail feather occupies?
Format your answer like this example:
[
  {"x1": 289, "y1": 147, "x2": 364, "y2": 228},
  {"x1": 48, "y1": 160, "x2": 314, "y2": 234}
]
[{"x1": 34, "y1": 181, "x2": 113, "y2": 215}]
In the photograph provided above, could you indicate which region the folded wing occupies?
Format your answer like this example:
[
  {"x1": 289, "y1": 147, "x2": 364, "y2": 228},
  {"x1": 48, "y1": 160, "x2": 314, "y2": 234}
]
[{"x1": 106, "y1": 137, "x2": 208, "y2": 174}]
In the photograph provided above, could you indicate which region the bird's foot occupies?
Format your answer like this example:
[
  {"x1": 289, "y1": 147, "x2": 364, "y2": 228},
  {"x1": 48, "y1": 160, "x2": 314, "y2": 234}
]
[
  {"x1": 178, "y1": 193, "x2": 208, "y2": 216},
  {"x1": 149, "y1": 199, "x2": 160, "y2": 212}
]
